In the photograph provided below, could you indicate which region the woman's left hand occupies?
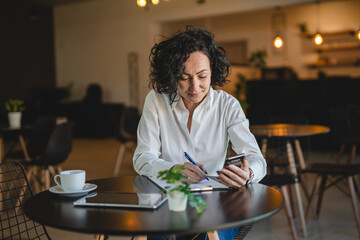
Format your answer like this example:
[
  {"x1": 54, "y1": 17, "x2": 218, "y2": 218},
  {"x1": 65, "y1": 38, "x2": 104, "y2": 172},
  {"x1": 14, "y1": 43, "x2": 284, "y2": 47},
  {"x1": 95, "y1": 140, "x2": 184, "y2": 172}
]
[{"x1": 218, "y1": 157, "x2": 251, "y2": 188}]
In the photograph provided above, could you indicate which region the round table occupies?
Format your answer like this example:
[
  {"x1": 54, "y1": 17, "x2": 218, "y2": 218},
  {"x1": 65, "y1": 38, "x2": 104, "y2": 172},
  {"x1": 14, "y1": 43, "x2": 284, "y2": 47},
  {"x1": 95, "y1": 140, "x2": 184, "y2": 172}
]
[
  {"x1": 250, "y1": 123, "x2": 330, "y2": 170},
  {"x1": 24, "y1": 176, "x2": 283, "y2": 238},
  {"x1": 250, "y1": 123, "x2": 330, "y2": 137}
]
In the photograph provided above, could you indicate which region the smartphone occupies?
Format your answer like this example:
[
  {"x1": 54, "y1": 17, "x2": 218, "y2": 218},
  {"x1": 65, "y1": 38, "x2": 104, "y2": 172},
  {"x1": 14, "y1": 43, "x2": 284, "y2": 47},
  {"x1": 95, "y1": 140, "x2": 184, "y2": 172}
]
[{"x1": 224, "y1": 153, "x2": 245, "y2": 168}]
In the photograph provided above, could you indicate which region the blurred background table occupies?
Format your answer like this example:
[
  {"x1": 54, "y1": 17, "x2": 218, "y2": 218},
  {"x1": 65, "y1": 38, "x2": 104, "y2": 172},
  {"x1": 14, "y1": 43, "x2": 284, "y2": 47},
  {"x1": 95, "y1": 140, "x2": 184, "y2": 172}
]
[{"x1": 251, "y1": 123, "x2": 330, "y2": 169}]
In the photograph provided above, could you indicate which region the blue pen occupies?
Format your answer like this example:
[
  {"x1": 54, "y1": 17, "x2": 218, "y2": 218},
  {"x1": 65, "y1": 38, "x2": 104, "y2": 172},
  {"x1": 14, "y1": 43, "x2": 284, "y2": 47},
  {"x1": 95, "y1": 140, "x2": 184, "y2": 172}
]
[{"x1": 184, "y1": 152, "x2": 209, "y2": 180}]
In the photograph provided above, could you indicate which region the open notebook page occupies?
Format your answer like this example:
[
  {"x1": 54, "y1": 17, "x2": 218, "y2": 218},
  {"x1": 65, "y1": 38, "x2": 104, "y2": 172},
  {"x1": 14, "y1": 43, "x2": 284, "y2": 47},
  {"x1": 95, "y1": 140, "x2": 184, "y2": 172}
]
[{"x1": 147, "y1": 176, "x2": 229, "y2": 192}]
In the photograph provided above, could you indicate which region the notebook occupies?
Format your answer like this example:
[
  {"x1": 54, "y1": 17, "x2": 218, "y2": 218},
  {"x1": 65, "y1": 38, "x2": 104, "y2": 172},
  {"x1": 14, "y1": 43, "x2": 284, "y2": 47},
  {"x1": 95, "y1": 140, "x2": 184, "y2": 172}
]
[
  {"x1": 73, "y1": 191, "x2": 167, "y2": 209},
  {"x1": 147, "y1": 175, "x2": 229, "y2": 192}
]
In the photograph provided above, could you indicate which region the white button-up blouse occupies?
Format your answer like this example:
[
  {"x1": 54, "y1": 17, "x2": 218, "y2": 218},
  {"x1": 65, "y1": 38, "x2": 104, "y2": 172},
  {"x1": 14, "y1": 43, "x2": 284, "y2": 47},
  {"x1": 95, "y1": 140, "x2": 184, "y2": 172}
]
[{"x1": 133, "y1": 88, "x2": 266, "y2": 183}]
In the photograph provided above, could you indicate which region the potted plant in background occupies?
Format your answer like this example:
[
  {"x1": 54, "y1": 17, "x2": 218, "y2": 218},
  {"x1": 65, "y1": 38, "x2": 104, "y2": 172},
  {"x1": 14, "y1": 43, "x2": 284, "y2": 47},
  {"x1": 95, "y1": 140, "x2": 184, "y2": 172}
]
[
  {"x1": 234, "y1": 73, "x2": 249, "y2": 115},
  {"x1": 248, "y1": 49, "x2": 267, "y2": 68},
  {"x1": 5, "y1": 99, "x2": 25, "y2": 128},
  {"x1": 248, "y1": 49, "x2": 268, "y2": 79},
  {"x1": 296, "y1": 22, "x2": 308, "y2": 34},
  {"x1": 157, "y1": 166, "x2": 207, "y2": 213}
]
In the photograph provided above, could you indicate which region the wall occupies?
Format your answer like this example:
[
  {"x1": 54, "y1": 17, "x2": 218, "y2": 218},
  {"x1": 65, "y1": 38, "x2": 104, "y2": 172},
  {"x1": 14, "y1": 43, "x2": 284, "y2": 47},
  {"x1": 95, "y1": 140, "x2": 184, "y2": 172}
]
[
  {"x1": 54, "y1": 0, "x2": 360, "y2": 109},
  {"x1": 0, "y1": 1, "x2": 55, "y2": 120},
  {"x1": 162, "y1": 1, "x2": 360, "y2": 81}
]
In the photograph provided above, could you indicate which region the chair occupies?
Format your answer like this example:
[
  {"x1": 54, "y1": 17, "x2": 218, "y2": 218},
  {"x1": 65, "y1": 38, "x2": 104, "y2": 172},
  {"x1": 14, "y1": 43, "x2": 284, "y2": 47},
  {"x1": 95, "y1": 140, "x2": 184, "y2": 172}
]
[
  {"x1": 4, "y1": 115, "x2": 56, "y2": 162},
  {"x1": 22, "y1": 122, "x2": 73, "y2": 192},
  {"x1": 0, "y1": 161, "x2": 51, "y2": 239},
  {"x1": 303, "y1": 164, "x2": 360, "y2": 237},
  {"x1": 233, "y1": 224, "x2": 253, "y2": 240},
  {"x1": 113, "y1": 106, "x2": 140, "y2": 176},
  {"x1": 253, "y1": 127, "x2": 306, "y2": 240},
  {"x1": 302, "y1": 109, "x2": 360, "y2": 237},
  {"x1": 328, "y1": 108, "x2": 360, "y2": 164}
]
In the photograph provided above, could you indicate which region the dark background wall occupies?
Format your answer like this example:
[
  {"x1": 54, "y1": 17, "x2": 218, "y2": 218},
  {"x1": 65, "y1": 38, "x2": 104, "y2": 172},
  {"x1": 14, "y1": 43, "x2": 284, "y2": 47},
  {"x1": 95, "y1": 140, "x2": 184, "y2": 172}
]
[
  {"x1": 245, "y1": 76, "x2": 360, "y2": 151},
  {"x1": 0, "y1": 1, "x2": 55, "y2": 123}
]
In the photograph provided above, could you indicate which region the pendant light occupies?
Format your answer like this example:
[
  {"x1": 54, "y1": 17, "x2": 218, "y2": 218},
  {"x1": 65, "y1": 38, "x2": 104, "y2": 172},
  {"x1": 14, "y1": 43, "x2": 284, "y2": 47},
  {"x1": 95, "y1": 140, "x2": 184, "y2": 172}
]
[
  {"x1": 313, "y1": 1, "x2": 323, "y2": 45},
  {"x1": 314, "y1": 33, "x2": 323, "y2": 45},
  {"x1": 271, "y1": 8, "x2": 286, "y2": 50},
  {"x1": 137, "y1": 0, "x2": 164, "y2": 8},
  {"x1": 274, "y1": 36, "x2": 284, "y2": 48},
  {"x1": 137, "y1": 0, "x2": 147, "y2": 7}
]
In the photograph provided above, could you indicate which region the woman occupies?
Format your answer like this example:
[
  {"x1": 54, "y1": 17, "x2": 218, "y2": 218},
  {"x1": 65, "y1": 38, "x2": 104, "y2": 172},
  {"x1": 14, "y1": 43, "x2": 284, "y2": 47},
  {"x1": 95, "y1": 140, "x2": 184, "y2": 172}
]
[{"x1": 133, "y1": 27, "x2": 266, "y2": 239}]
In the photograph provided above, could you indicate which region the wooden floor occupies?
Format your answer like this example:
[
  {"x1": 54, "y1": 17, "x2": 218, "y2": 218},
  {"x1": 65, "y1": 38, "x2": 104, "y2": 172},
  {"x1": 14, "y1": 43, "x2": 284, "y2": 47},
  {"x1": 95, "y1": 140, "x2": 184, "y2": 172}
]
[{"x1": 11, "y1": 138, "x2": 360, "y2": 240}]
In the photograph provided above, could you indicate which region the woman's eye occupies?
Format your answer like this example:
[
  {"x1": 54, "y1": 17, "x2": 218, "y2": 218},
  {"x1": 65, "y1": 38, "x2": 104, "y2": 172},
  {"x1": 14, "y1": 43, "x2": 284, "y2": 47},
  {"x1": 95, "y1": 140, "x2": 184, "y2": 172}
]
[
  {"x1": 181, "y1": 76, "x2": 190, "y2": 80},
  {"x1": 199, "y1": 75, "x2": 207, "y2": 79}
]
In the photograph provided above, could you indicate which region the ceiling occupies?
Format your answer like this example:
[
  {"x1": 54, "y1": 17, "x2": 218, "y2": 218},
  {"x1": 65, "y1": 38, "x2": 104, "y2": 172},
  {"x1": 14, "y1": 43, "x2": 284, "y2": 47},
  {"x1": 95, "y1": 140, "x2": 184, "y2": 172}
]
[{"x1": 31, "y1": 0, "x2": 95, "y2": 6}]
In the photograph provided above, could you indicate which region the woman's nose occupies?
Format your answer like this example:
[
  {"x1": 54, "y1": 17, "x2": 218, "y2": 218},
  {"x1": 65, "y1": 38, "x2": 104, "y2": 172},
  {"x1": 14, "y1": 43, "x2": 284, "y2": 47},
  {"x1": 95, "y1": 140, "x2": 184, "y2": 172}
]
[{"x1": 190, "y1": 78, "x2": 200, "y2": 91}]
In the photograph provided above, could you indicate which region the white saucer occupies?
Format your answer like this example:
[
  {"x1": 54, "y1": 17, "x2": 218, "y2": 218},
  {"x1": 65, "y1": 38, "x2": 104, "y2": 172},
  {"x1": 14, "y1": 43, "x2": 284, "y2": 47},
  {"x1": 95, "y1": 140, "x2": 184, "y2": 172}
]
[{"x1": 49, "y1": 183, "x2": 97, "y2": 197}]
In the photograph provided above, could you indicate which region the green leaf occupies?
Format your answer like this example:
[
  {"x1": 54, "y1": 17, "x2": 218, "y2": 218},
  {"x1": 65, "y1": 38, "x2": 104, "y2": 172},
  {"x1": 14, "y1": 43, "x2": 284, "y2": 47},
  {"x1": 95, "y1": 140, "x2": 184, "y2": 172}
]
[
  {"x1": 4, "y1": 99, "x2": 25, "y2": 112},
  {"x1": 157, "y1": 167, "x2": 207, "y2": 214}
]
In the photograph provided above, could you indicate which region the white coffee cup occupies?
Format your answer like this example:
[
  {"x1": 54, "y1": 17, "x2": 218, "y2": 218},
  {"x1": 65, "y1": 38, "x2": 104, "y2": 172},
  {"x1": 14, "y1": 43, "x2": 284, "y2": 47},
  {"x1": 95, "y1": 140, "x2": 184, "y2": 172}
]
[{"x1": 54, "y1": 170, "x2": 86, "y2": 192}]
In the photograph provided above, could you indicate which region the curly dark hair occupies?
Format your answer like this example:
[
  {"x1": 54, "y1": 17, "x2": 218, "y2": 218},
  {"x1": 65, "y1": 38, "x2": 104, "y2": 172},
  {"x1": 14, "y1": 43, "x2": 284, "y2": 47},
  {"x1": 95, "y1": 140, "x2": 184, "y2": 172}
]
[{"x1": 149, "y1": 27, "x2": 230, "y2": 104}]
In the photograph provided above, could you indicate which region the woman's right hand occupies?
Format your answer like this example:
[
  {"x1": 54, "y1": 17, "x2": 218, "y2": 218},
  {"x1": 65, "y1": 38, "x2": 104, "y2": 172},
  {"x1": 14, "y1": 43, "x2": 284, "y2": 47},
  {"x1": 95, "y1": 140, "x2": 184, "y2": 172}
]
[{"x1": 172, "y1": 162, "x2": 207, "y2": 183}]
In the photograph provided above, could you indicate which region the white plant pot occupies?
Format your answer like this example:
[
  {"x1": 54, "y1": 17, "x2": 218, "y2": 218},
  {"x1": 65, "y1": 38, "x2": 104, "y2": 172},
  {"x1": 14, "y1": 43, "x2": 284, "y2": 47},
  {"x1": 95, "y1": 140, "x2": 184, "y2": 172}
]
[
  {"x1": 168, "y1": 191, "x2": 188, "y2": 212},
  {"x1": 8, "y1": 112, "x2": 21, "y2": 128}
]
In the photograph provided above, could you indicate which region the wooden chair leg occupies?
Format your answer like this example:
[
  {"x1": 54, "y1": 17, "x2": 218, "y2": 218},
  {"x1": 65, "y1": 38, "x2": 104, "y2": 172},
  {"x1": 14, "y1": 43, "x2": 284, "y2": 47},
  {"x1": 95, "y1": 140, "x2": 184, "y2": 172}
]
[
  {"x1": 207, "y1": 230, "x2": 220, "y2": 240},
  {"x1": 295, "y1": 139, "x2": 306, "y2": 170},
  {"x1": 353, "y1": 175, "x2": 360, "y2": 200},
  {"x1": 18, "y1": 135, "x2": 31, "y2": 161},
  {"x1": 114, "y1": 143, "x2": 126, "y2": 177},
  {"x1": 300, "y1": 180, "x2": 310, "y2": 201},
  {"x1": 48, "y1": 166, "x2": 56, "y2": 178},
  {"x1": 94, "y1": 234, "x2": 109, "y2": 240},
  {"x1": 0, "y1": 136, "x2": 3, "y2": 162},
  {"x1": 306, "y1": 174, "x2": 322, "y2": 222},
  {"x1": 348, "y1": 176, "x2": 360, "y2": 237},
  {"x1": 335, "y1": 143, "x2": 345, "y2": 164},
  {"x1": 57, "y1": 166, "x2": 63, "y2": 173},
  {"x1": 286, "y1": 141, "x2": 307, "y2": 237},
  {"x1": 289, "y1": 185, "x2": 296, "y2": 218},
  {"x1": 281, "y1": 185, "x2": 298, "y2": 240},
  {"x1": 28, "y1": 166, "x2": 40, "y2": 194},
  {"x1": 44, "y1": 168, "x2": 50, "y2": 191},
  {"x1": 315, "y1": 175, "x2": 328, "y2": 217},
  {"x1": 295, "y1": 139, "x2": 310, "y2": 200},
  {"x1": 294, "y1": 182, "x2": 307, "y2": 237},
  {"x1": 16, "y1": 166, "x2": 36, "y2": 213},
  {"x1": 347, "y1": 144, "x2": 356, "y2": 164}
]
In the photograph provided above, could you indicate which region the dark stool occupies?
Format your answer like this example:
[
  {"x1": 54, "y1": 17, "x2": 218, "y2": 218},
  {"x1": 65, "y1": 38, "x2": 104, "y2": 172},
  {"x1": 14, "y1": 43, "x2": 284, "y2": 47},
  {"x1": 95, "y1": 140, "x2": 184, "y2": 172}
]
[
  {"x1": 303, "y1": 162, "x2": 360, "y2": 237},
  {"x1": 335, "y1": 136, "x2": 360, "y2": 164}
]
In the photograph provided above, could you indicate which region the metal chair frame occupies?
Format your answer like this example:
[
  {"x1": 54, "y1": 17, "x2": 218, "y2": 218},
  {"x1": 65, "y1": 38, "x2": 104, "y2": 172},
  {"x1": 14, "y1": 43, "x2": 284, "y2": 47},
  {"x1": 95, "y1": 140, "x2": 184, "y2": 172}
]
[{"x1": 0, "y1": 161, "x2": 51, "y2": 239}]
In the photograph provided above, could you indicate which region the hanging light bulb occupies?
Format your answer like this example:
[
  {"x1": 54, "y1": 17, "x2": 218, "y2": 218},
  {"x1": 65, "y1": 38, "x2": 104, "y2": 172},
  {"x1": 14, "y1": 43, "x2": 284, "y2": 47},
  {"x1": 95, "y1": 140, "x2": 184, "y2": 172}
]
[
  {"x1": 314, "y1": 33, "x2": 323, "y2": 45},
  {"x1": 273, "y1": 36, "x2": 284, "y2": 48},
  {"x1": 152, "y1": 0, "x2": 160, "y2": 5},
  {"x1": 137, "y1": 0, "x2": 147, "y2": 7},
  {"x1": 313, "y1": 1, "x2": 323, "y2": 46},
  {"x1": 357, "y1": 27, "x2": 360, "y2": 40}
]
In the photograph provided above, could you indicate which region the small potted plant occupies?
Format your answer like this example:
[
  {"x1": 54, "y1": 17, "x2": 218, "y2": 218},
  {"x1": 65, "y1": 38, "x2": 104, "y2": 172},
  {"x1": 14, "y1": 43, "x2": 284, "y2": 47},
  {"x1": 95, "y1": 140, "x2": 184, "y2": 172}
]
[
  {"x1": 296, "y1": 22, "x2": 308, "y2": 34},
  {"x1": 5, "y1": 99, "x2": 25, "y2": 128},
  {"x1": 157, "y1": 166, "x2": 207, "y2": 213},
  {"x1": 248, "y1": 49, "x2": 267, "y2": 68}
]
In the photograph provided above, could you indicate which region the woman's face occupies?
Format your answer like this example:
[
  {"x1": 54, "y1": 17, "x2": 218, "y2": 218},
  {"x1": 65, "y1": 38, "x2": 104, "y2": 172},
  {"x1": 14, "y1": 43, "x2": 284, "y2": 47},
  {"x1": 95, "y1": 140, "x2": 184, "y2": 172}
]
[{"x1": 178, "y1": 51, "x2": 211, "y2": 110}]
